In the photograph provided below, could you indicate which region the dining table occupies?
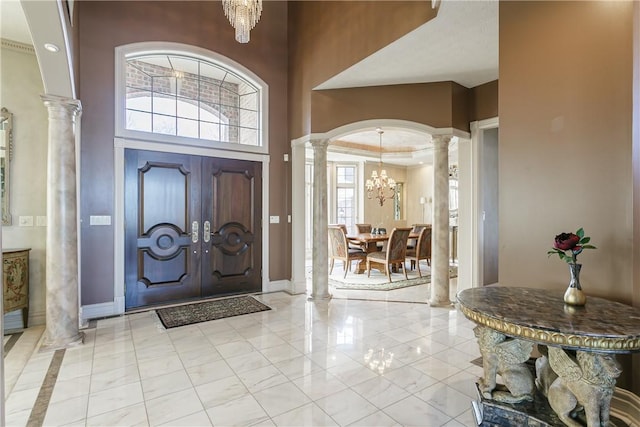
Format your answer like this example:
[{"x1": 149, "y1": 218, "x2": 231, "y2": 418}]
[{"x1": 346, "y1": 231, "x2": 419, "y2": 274}]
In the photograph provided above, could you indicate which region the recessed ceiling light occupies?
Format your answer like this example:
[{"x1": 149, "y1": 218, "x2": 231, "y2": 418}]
[{"x1": 44, "y1": 43, "x2": 59, "y2": 53}]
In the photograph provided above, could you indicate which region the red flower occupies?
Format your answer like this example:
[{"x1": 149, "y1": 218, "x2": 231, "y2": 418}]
[
  {"x1": 553, "y1": 233, "x2": 580, "y2": 251},
  {"x1": 547, "y1": 228, "x2": 596, "y2": 264}
]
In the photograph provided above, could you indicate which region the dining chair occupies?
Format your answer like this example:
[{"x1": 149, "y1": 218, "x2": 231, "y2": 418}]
[
  {"x1": 405, "y1": 226, "x2": 432, "y2": 277},
  {"x1": 329, "y1": 223, "x2": 361, "y2": 250},
  {"x1": 366, "y1": 227, "x2": 412, "y2": 282},
  {"x1": 355, "y1": 223, "x2": 372, "y2": 233},
  {"x1": 328, "y1": 226, "x2": 366, "y2": 278},
  {"x1": 407, "y1": 223, "x2": 430, "y2": 249},
  {"x1": 329, "y1": 223, "x2": 348, "y2": 234}
]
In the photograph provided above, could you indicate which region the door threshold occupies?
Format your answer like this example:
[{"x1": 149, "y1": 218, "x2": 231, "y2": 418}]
[{"x1": 124, "y1": 292, "x2": 264, "y2": 315}]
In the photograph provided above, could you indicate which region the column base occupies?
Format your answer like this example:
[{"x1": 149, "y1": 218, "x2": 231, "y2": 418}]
[
  {"x1": 428, "y1": 298, "x2": 454, "y2": 307},
  {"x1": 308, "y1": 293, "x2": 332, "y2": 301},
  {"x1": 40, "y1": 331, "x2": 85, "y2": 352}
]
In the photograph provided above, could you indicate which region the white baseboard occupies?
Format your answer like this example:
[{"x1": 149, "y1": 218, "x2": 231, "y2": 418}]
[
  {"x1": 264, "y1": 280, "x2": 291, "y2": 294},
  {"x1": 612, "y1": 387, "x2": 640, "y2": 427},
  {"x1": 81, "y1": 301, "x2": 123, "y2": 322},
  {"x1": 30, "y1": 310, "x2": 45, "y2": 327},
  {"x1": 288, "y1": 279, "x2": 308, "y2": 295}
]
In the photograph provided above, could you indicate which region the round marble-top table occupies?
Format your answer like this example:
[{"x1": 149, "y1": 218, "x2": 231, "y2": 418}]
[
  {"x1": 458, "y1": 286, "x2": 640, "y2": 426},
  {"x1": 457, "y1": 286, "x2": 640, "y2": 353}
]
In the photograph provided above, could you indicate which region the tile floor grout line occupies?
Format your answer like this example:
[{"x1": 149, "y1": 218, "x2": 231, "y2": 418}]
[{"x1": 25, "y1": 348, "x2": 65, "y2": 427}]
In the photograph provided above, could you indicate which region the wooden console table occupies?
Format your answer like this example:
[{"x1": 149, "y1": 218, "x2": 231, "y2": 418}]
[
  {"x1": 3, "y1": 248, "x2": 30, "y2": 328},
  {"x1": 458, "y1": 286, "x2": 640, "y2": 426}
]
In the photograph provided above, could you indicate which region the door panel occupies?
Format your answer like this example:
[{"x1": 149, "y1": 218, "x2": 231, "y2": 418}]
[
  {"x1": 125, "y1": 149, "x2": 262, "y2": 309},
  {"x1": 125, "y1": 149, "x2": 201, "y2": 309},
  {"x1": 202, "y1": 158, "x2": 262, "y2": 296}
]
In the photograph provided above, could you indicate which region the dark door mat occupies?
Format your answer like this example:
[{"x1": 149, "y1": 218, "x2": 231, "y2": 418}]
[{"x1": 156, "y1": 295, "x2": 271, "y2": 329}]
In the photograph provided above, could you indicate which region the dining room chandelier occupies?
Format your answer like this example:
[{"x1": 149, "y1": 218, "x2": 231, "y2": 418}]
[
  {"x1": 222, "y1": 0, "x2": 262, "y2": 44},
  {"x1": 366, "y1": 128, "x2": 396, "y2": 207}
]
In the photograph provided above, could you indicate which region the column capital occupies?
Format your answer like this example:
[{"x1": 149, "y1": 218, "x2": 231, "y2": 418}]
[
  {"x1": 41, "y1": 94, "x2": 82, "y2": 116},
  {"x1": 310, "y1": 138, "x2": 329, "y2": 150},
  {"x1": 431, "y1": 134, "x2": 453, "y2": 145}
]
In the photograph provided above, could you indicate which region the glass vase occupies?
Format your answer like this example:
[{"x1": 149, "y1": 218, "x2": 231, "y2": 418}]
[{"x1": 564, "y1": 263, "x2": 586, "y2": 306}]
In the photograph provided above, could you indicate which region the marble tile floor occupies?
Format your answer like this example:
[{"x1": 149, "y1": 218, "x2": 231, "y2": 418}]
[{"x1": 3, "y1": 278, "x2": 483, "y2": 426}]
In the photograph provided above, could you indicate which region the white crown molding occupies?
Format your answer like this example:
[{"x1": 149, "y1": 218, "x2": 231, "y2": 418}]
[{"x1": 1, "y1": 38, "x2": 35, "y2": 54}]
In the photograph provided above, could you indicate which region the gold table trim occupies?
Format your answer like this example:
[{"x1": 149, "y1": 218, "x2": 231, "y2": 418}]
[{"x1": 459, "y1": 305, "x2": 640, "y2": 353}]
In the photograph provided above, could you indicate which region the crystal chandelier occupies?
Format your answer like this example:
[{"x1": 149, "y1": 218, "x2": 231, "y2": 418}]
[
  {"x1": 222, "y1": 0, "x2": 262, "y2": 44},
  {"x1": 366, "y1": 128, "x2": 396, "y2": 206}
]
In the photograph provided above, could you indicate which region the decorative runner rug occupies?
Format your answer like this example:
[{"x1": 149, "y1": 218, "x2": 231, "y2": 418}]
[{"x1": 156, "y1": 296, "x2": 271, "y2": 329}]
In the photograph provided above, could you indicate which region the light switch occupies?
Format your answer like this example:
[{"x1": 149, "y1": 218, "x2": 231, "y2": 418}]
[
  {"x1": 36, "y1": 216, "x2": 47, "y2": 227},
  {"x1": 90, "y1": 215, "x2": 112, "y2": 226},
  {"x1": 269, "y1": 216, "x2": 280, "y2": 224},
  {"x1": 18, "y1": 216, "x2": 33, "y2": 227}
]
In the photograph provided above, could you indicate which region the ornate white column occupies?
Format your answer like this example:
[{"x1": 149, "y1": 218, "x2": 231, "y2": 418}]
[
  {"x1": 41, "y1": 95, "x2": 84, "y2": 350},
  {"x1": 310, "y1": 138, "x2": 331, "y2": 300},
  {"x1": 429, "y1": 134, "x2": 453, "y2": 306}
]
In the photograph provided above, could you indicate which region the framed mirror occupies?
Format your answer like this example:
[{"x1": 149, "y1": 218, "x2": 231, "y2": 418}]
[
  {"x1": 449, "y1": 165, "x2": 458, "y2": 226},
  {"x1": 1, "y1": 107, "x2": 13, "y2": 225}
]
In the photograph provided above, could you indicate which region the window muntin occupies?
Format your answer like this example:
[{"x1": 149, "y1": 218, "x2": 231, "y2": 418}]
[
  {"x1": 334, "y1": 165, "x2": 357, "y2": 232},
  {"x1": 125, "y1": 54, "x2": 260, "y2": 147}
]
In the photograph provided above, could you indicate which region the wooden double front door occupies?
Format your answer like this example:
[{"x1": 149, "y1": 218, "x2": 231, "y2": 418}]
[{"x1": 125, "y1": 149, "x2": 262, "y2": 309}]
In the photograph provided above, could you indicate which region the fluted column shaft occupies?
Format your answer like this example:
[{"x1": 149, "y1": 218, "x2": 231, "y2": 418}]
[
  {"x1": 41, "y1": 95, "x2": 84, "y2": 350},
  {"x1": 429, "y1": 135, "x2": 453, "y2": 306},
  {"x1": 310, "y1": 139, "x2": 331, "y2": 300}
]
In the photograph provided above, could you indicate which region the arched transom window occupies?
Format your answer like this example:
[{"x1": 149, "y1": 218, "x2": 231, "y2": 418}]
[{"x1": 124, "y1": 53, "x2": 261, "y2": 147}]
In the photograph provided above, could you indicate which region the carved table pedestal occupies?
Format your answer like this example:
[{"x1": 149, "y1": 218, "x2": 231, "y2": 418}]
[{"x1": 458, "y1": 286, "x2": 640, "y2": 427}]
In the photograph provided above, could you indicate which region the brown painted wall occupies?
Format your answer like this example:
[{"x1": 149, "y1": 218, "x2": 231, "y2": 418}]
[
  {"x1": 500, "y1": 0, "x2": 634, "y2": 385},
  {"x1": 288, "y1": 1, "x2": 437, "y2": 139},
  {"x1": 452, "y1": 82, "x2": 471, "y2": 131},
  {"x1": 310, "y1": 82, "x2": 468, "y2": 133},
  {"x1": 77, "y1": 1, "x2": 289, "y2": 304},
  {"x1": 470, "y1": 80, "x2": 498, "y2": 122},
  {"x1": 631, "y1": 0, "x2": 640, "y2": 394}
]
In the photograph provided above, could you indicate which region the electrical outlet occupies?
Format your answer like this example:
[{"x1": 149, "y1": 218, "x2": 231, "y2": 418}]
[{"x1": 19, "y1": 216, "x2": 34, "y2": 227}]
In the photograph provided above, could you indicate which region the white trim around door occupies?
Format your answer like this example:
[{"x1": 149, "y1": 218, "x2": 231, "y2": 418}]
[
  {"x1": 80, "y1": 137, "x2": 272, "y2": 321},
  {"x1": 470, "y1": 117, "x2": 499, "y2": 289}
]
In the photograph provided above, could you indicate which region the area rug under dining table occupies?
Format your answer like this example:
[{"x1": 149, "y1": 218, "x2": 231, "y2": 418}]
[{"x1": 329, "y1": 265, "x2": 457, "y2": 291}]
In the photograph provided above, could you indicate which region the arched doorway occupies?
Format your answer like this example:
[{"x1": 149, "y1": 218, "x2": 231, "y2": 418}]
[{"x1": 290, "y1": 119, "x2": 472, "y2": 299}]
